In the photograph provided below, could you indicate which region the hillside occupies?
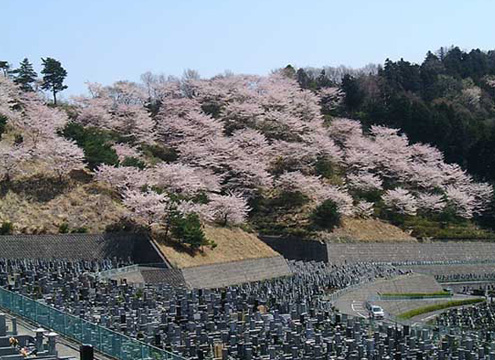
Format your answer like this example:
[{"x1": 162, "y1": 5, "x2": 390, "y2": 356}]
[
  {"x1": 322, "y1": 217, "x2": 416, "y2": 242},
  {"x1": 0, "y1": 65, "x2": 493, "y2": 244},
  {"x1": 155, "y1": 225, "x2": 279, "y2": 268}
]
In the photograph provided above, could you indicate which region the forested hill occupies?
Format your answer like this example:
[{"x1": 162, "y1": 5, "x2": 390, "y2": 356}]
[
  {"x1": 294, "y1": 46, "x2": 495, "y2": 183},
  {"x1": 0, "y1": 47, "x2": 495, "y2": 242}
]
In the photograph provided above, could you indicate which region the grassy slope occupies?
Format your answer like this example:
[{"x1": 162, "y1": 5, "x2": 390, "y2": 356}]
[
  {"x1": 153, "y1": 225, "x2": 279, "y2": 269},
  {"x1": 0, "y1": 177, "x2": 126, "y2": 234},
  {"x1": 321, "y1": 217, "x2": 417, "y2": 242}
]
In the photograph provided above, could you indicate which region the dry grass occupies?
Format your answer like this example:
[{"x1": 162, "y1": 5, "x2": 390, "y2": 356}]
[
  {"x1": 0, "y1": 180, "x2": 126, "y2": 234},
  {"x1": 154, "y1": 225, "x2": 279, "y2": 269},
  {"x1": 320, "y1": 217, "x2": 416, "y2": 242}
]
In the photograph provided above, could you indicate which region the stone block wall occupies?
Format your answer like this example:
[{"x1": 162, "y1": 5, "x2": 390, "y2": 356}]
[
  {"x1": 326, "y1": 241, "x2": 495, "y2": 264},
  {"x1": 258, "y1": 236, "x2": 328, "y2": 262},
  {"x1": 181, "y1": 256, "x2": 292, "y2": 289}
]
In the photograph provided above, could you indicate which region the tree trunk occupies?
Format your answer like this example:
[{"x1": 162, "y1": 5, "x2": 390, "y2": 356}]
[{"x1": 53, "y1": 90, "x2": 57, "y2": 105}]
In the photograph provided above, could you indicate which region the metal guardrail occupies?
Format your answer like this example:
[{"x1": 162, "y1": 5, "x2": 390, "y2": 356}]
[
  {"x1": 97, "y1": 264, "x2": 141, "y2": 279},
  {"x1": 374, "y1": 259, "x2": 495, "y2": 266},
  {"x1": 377, "y1": 294, "x2": 453, "y2": 300},
  {"x1": 0, "y1": 286, "x2": 185, "y2": 360}
]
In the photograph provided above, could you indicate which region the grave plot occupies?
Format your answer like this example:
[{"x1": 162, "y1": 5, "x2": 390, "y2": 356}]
[
  {"x1": 0, "y1": 312, "x2": 76, "y2": 360},
  {"x1": 1, "y1": 257, "x2": 495, "y2": 360}
]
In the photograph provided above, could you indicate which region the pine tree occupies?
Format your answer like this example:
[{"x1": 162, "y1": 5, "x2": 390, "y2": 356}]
[
  {"x1": 0, "y1": 61, "x2": 11, "y2": 77},
  {"x1": 13, "y1": 58, "x2": 37, "y2": 92},
  {"x1": 41, "y1": 57, "x2": 67, "y2": 105}
]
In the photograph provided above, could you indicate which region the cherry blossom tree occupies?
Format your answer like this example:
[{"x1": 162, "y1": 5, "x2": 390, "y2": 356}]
[
  {"x1": 354, "y1": 201, "x2": 375, "y2": 218},
  {"x1": 0, "y1": 76, "x2": 22, "y2": 122},
  {"x1": 38, "y1": 138, "x2": 85, "y2": 180},
  {"x1": 18, "y1": 99, "x2": 68, "y2": 148},
  {"x1": 416, "y1": 193, "x2": 446, "y2": 213},
  {"x1": 444, "y1": 186, "x2": 477, "y2": 219},
  {"x1": 122, "y1": 189, "x2": 168, "y2": 226},
  {"x1": 149, "y1": 162, "x2": 221, "y2": 195},
  {"x1": 95, "y1": 164, "x2": 146, "y2": 192},
  {"x1": 206, "y1": 192, "x2": 250, "y2": 226},
  {"x1": 276, "y1": 171, "x2": 353, "y2": 215},
  {"x1": 382, "y1": 188, "x2": 417, "y2": 216},
  {"x1": 346, "y1": 172, "x2": 383, "y2": 192},
  {"x1": 73, "y1": 82, "x2": 156, "y2": 143},
  {"x1": 0, "y1": 142, "x2": 31, "y2": 181},
  {"x1": 113, "y1": 143, "x2": 142, "y2": 162}
]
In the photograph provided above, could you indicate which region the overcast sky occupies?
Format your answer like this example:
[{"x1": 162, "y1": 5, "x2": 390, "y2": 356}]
[{"x1": 3, "y1": 0, "x2": 495, "y2": 97}]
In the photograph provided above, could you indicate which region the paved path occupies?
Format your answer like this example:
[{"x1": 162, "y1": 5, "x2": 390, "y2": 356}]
[
  {"x1": 333, "y1": 273, "x2": 442, "y2": 319},
  {"x1": 3, "y1": 311, "x2": 114, "y2": 360},
  {"x1": 333, "y1": 275, "x2": 483, "y2": 327}
]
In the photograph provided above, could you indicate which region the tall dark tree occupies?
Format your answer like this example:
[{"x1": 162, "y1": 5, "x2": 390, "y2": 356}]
[
  {"x1": 41, "y1": 57, "x2": 67, "y2": 105},
  {"x1": 0, "y1": 61, "x2": 11, "y2": 77},
  {"x1": 341, "y1": 74, "x2": 364, "y2": 112},
  {"x1": 282, "y1": 64, "x2": 296, "y2": 79},
  {"x1": 420, "y1": 51, "x2": 445, "y2": 100},
  {"x1": 316, "y1": 69, "x2": 332, "y2": 88},
  {"x1": 13, "y1": 58, "x2": 37, "y2": 92},
  {"x1": 296, "y1": 68, "x2": 310, "y2": 89}
]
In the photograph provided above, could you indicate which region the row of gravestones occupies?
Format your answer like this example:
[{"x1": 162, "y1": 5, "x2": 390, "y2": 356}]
[
  {"x1": 435, "y1": 273, "x2": 495, "y2": 283},
  {"x1": 0, "y1": 257, "x2": 493, "y2": 360},
  {"x1": 437, "y1": 301, "x2": 495, "y2": 331},
  {"x1": 0, "y1": 312, "x2": 74, "y2": 360}
]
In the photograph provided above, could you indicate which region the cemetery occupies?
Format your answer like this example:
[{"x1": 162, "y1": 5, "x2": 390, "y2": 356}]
[{"x1": 0, "y1": 235, "x2": 495, "y2": 359}]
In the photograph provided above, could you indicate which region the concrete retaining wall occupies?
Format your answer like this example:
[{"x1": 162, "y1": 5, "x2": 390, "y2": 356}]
[
  {"x1": 259, "y1": 236, "x2": 495, "y2": 265},
  {"x1": 181, "y1": 256, "x2": 292, "y2": 289},
  {"x1": 0, "y1": 233, "x2": 164, "y2": 263},
  {"x1": 327, "y1": 241, "x2": 495, "y2": 264},
  {"x1": 258, "y1": 236, "x2": 328, "y2": 262}
]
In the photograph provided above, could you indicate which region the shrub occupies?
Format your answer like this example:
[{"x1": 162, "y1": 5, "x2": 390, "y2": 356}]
[
  {"x1": 140, "y1": 144, "x2": 178, "y2": 163},
  {"x1": 397, "y1": 298, "x2": 485, "y2": 319},
  {"x1": 71, "y1": 226, "x2": 89, "y2": 233},
  {"x1": 272, "y1": 191, "x2": 309, "y2": 209},
  {"x1": 315, "y1": 156, "x2": 334, "y2": 179},
  {"x1": 58, "y1": 222, "x2": 69, "y2": 234},
  {"x1": 121, "y1": 156, "x2": 146, "y2": 169},
  {"x1": 0, "y1": 114, "x2": 7, "y2": 139},
  {"x1": 311, "y1": 199, "x2": 341, "y2": 230},
  {"x1": 0, "y1": 221, "x2": 14, "y2": 235},
  {"x1": 14, "y1": 134, "x2": 23, "y2": 144}
]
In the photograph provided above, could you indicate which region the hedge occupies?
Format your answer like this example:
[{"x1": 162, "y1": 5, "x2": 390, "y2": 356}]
[{"x1": 397, "y1": 298, "x2": 485, "y2": 320}]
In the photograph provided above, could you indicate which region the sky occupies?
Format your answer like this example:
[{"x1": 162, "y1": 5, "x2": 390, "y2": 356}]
[{"x1": 3, "y1": 0, "x2": 495, "y2": 97}]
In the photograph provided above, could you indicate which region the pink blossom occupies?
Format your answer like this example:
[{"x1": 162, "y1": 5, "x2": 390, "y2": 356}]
[
  {"x1": 113, "y1": 143, "x2": 142, "y2": 162},
  {"x1": 382, "y1": 188, "x2": 417, "y2": 216},
  {"x1": 0, "y1": 142, "x2": 32, "y2": 181},
  {"x1": 346, "y1": 172, "x2": 383, "y2": 192},
  {"x1": 38, "y1": 138, "x2": 85, "y2": 179},
  {"x1": 149, "y1": 162, "x2": 221, "y2": 195},
  {"x1": 354, "y1": 201, "x2": 375, "y2": 218},
  {"x1": 416, "y1": 193, "x2": 446, "y2": 213},
  {"x1": 206, "y1": 192, "x2": 250, "y2": 225},
  {"x1": 95, "y1": 165, "x2": 146, "y2": 192},
  {"x1": 122, "y1": 189, "x2": 168, "y2": 226},
  {"x1": 444, "y1": 186, "x2": 477, "y2": 219}
]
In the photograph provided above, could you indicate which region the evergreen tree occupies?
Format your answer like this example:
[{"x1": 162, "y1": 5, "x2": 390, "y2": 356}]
[
  {"x1": 282, "y1": 64, "x2": 296, "y2": 79},
  {"x1": 341, "y1": 74, "x2": 364, "y2": 112},
  {"x1": 0, "y1": 61, "x2": 11, "y2": 77},
  {"x1": 296, "y1": 68, "x2": 310, "y2": 89},
  {"x1": 41, "y1": 57, "x2": 67, "y2": 105},
  {"x1": 170, "y1": 212, "x2": 207, "y2": 250},
  {"x1": 316, "y1": 69, "x2": 332, "y2": 88},
  {"x1": 311, "y1": 199, "x2": 341, "y2": 230},
  {"x1": 13, "y1": 58, "x2": 37, "y2": 92}
]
